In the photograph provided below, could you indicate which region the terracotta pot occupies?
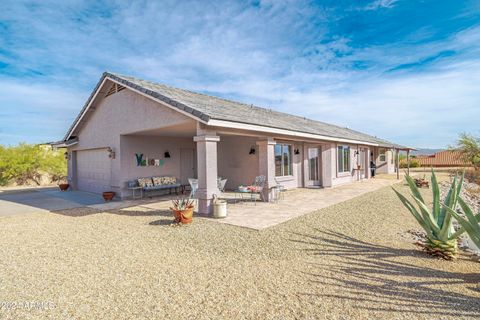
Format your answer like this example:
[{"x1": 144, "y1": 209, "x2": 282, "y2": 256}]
[
  {"x1": 102, "y1": 191, "x2": 116, "y2": 202},
  {"x1": 171, "y1": 207, "x2": 194, "y2": 224},
  {"x1": 59, "y1": 183, "x2": 69, "y2": 191}
]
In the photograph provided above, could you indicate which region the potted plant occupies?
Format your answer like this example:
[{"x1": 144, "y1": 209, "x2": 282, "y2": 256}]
[
  {"x1": 102, "y1": 191, "x2": 116, "y2": 202},
  {"x1": 58, "y1": 177, "x2": 69, "y2": 191},
  {"x1": 170, "y1": 198, "x2": 195, "y2": 224}
]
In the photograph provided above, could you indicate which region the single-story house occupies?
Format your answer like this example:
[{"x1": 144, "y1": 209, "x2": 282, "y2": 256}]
[{"x1": 53, "y1": 72, "x2": 411, "y2": 214}]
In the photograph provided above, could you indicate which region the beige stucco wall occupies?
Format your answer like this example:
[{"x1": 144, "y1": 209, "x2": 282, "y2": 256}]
[
  {"x1": 375, "y1": 147, "x2": 395, "y2": 174},
  {"x1": 217, "y1": 136, "x2": 259, "y2": 190},
  {"x1": 68, "y1": 85, "x2": 195, "y2": 195},
  {"x1": 322, "y1": 143, "x2": 371, "y2": 187},
  {"x1": 119, "y1": 135, "x2": 195, "y2": 197}
]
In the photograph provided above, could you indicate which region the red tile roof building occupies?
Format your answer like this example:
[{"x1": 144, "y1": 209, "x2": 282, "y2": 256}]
[{"x1": 412, "y1": 150, "x2": 469, "y2": 167}]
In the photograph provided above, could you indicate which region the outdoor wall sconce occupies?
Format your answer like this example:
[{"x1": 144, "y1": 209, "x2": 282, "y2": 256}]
[
  {"x1": 249, "y1": 147, "x2": 256, "y2": 155},
  {"x1": 64, "y1": 152, "x2": 70, "y2": 160},
  {"x1": 294, "y1": 148, "x2": 300, "y2": 155},
  {"x1": 107, "y1": 147, "x2": 115, "y2": 159},
  {"x1": 354, "y1": 150, "x2": 360, "y2": 156},
  {"x1": 164, "y1": 151, "x2": 171, "y2": 158}
]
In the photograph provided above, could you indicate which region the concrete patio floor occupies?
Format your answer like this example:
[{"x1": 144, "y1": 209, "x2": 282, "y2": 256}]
[
  {"x1": 112, "y1": 175, "x2": 404, "y2": 230},
  {"x1": 215, "y1": 177, "x2": 403, "y2": 229}
]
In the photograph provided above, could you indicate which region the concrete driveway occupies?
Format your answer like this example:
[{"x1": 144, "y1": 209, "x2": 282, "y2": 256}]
[{"x1": 0, "y1": 188, "x2": 106, "y2": 216}]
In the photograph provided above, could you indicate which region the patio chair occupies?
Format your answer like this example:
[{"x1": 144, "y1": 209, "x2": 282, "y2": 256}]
[
  {"x1": 250, "y1": 175, "x2": 266, "y2": 204},
  {"x1": 218, "y1": 178, "x2": 228, "y2": 192},
  {"x1": 188, "y1": 178, "x2": 198, "y2": 198},
  {"x1": 273, "y1": 178, "x2": 286, "y2": 202}
]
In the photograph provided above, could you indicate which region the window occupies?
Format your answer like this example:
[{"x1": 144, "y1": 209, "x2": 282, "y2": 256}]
[
  {"x1": 379, "y1": 148, "x2": 386, "y2": 162},
  {"x1": 337, "y1": 145, "x2": 350, "y2": 173},
  {"x1": 275, "y1": 144, "x2": 292, "y2": 176}
]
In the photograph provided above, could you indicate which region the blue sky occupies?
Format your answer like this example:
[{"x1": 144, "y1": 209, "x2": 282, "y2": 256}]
[{"x1": 1, "y1": 0, "x2": 480, "y2": 148}]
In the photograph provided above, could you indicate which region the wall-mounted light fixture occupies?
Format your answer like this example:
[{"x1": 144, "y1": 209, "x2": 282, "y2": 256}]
[
  {"x1": 107, "y1": 147, "x2": 115, "y2": 159},
  {"x1": 354, "y1": 150, "x2": 360, "y2": 156},
  {"x1": 249, "y1": 147, "x2": 256, "y2": 155},
  {"x1": 294, "y1": 148, "x2": 300, "y2": 155},
  {"x1": 164, "y1": 151, "x2": 171, "y2": 158},
  {"x1": 64, "y1": 151, "x2": 70, "y2": 160}
]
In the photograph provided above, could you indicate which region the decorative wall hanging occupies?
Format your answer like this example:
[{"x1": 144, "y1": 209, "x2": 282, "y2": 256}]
[{"x1": 135, "y1": 153, "x2": 166, "y2": 167}]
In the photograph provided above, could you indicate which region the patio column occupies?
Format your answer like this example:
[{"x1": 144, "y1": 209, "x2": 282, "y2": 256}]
[
  {"x1": 396, "y1": 148, "x2": 400, "y2": 180},
  {"x1": 406, "y1": 149, "x2": 410, "y2": 176},
  {"x1": 256, "y1": 138, "x2": 276, "y2": 202},
  {"x1": 194, "y1": 134, "x2": 220, "y2": 215}
]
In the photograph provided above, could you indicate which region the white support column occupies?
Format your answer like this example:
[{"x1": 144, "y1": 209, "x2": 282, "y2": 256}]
[
  {"x1": 256, "y1": 138, "x2": 276, "y2": 202},
  {"x1": 366, "y1": 147, "x2": 371, "y2": 179},
  {"x1": 194, "y1": 134, "x2": 220, "y2": 215},
  {"x1": 396, "y1": 148, "x2": 400, "y2": 180},
  {"x1": 407, "y1": 149, "x2": 411, "y2": 176}
]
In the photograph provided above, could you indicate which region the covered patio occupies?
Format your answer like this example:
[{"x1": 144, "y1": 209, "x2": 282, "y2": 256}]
[
  {"x1": 213, "y1": 175, "x2": 402, "y2": 229},
  {"x1": 110, "y1": 175, "x2": 403, "y2": 230}
]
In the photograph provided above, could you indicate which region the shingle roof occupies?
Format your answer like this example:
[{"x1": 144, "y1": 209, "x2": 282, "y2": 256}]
[{"x1": 65, "y1": 71, "x2": 410, "y2": 149}]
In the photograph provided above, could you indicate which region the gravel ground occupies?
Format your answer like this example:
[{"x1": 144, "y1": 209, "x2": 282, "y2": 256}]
[{"x1": 0, "y1": 174, "x2": 479, "y2": 319}]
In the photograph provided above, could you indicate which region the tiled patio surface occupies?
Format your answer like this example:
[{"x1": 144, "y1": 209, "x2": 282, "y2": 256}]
[{"x1": 214, "y1": 177, "x2": 403, "y2": 230}]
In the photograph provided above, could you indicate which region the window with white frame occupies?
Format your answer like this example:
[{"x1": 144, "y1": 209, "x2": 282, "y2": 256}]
[
  {"x1": 337, "y1": 145, "x2": 350, "y2": 173},
  {"x1": 275, "y1": 144, "x2": 292, "y2": 176},
  {"x1": 379, "y1": 148, "x2": 386, "y2": 162}
]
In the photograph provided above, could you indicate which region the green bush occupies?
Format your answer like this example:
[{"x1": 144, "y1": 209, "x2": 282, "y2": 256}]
[
  {"x1": 0, "y1": 143, "x2": 67, "y2": 186},
  {"x1": 399, "y1": 159, "x2": 420, "y2": 168}
]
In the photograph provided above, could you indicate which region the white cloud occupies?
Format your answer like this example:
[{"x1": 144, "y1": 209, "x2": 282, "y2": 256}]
[
  {"x1": 364, "y1": 0, "x2": 398, "y2": 11},
  {"x1": 0, "y1": 0, "x2": 478, "y2": 148}
]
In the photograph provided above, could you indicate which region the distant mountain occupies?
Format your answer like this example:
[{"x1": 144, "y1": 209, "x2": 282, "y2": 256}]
[{"x1": 410, "y1": 148, "x2": 445, "y2": 156}]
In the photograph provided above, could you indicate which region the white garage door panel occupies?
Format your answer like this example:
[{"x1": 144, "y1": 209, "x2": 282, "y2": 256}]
[{"x1": 76, "y1": 149, "x2": 111, "y2": 194}]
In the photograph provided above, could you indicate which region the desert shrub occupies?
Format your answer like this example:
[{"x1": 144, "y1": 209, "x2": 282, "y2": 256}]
[
  {"x1": 465, "y1": 169, "x2": 480, "y2": 185},
  {"x1": 453, "y1": 133, "x2": 480, "y2": 170},
  {"x1": 399, "y1": 159, "x2": 420, "y2": 168},
  {"x1": 0, "y1": 143, "x2": 67, "y2": 186}
]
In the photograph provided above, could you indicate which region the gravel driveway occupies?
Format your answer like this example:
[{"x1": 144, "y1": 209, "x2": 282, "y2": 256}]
[{"x1": 0, "y1": 175, "x2": 479, "y2": 319}]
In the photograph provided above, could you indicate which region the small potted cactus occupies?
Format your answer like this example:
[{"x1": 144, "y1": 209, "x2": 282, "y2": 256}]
[{"x1": 170, "y1": 198, "x2": 195, "y2": 224}]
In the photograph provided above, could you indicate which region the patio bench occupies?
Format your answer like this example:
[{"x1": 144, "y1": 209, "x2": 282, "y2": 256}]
[{"x1": 127, "y1": 176, "x2": 181, "y2": 198}]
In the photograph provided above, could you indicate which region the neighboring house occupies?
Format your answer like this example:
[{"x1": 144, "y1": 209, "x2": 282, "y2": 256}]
[
  {"x1": 411, "y1": 150, "x2": 468, "y2": 168},
  {"x1": 53, "y1": 72, "x2": 410, "y2": 214}
]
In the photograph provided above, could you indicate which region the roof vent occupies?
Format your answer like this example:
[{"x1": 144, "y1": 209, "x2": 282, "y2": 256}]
[{"x1": 105, "y1": 83, "x2": 125, "y2": 98}]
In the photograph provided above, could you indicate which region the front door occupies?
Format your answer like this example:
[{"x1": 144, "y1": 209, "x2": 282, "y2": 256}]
[
  {"x1": 180, "y1": 148, "x2": 195, "y2": 185},
  {"x1": 308, "y1": 147, "x2": 321, "y2": 186}
]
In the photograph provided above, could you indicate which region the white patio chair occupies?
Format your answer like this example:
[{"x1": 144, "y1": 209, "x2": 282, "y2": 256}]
[
  {"x1": 274, "y1": 178, "x2": 286, "y2": 202},
  {"x1": 250, "y1": 175, "x2": 266, "y2": 204},
  {"x1": 218, "y1": 178, "x2": 227, "y2": 192},
  {"x1": 188, "y1": 178, "x2": 198, "y2": 199}
]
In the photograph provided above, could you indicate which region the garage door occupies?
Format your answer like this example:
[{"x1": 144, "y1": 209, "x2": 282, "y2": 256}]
[{"x1": 76, "y1": 149, "x2": 111, "y2": 194}]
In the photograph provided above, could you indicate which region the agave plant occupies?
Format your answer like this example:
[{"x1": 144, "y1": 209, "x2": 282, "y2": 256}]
[
  {"x1": 444, "y1": 197, "x2": 480, "y2": 251},
  {"x1": 393, "y1": 170, "x2": 464, "y2": 260},
  {"x1": 171, "y1": 198, "x2": 195, "y2": 210}
]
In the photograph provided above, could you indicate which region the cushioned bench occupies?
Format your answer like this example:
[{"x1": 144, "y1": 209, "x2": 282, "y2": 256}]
[{"x1": 128, "y1": 176, "x2": 181, "y2": 198}]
